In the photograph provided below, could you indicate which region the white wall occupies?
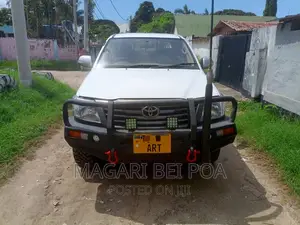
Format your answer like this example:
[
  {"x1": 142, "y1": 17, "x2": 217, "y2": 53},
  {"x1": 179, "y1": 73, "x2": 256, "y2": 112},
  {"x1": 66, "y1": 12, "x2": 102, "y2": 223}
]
[
  {"x1": 191, "y1": 40, "x2": 210, "y2": 58},
  {"x1": 263, "y1": 22, "x2": 300, "y2": 115},
  {"x1": 242, "y1": 25, "x2": 277, "y2": 97}
]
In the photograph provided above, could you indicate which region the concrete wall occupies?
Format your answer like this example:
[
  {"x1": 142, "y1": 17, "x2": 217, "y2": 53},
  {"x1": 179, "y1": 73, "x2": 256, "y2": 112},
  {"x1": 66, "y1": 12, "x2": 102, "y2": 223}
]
[
  {"x1": 263, "y1": 22, "x2": 300, "y2": 115},
  {"x1": 0, "y1": 38, "x2": 77, "y2": 61},
  {"x1": 191, "y1": 39, "x2": 210, "y2": 58},
  {"x1": 242, "y1": 25, "x2": 277, "y2": 97}
]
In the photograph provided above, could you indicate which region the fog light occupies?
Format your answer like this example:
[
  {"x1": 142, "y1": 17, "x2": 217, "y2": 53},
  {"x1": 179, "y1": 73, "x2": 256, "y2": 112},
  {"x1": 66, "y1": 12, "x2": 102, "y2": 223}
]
[
  {"x1": 167, "y1": 117, "x2": 178, "y2": 129},
  {"x1": 93, "y1": 135, "x2": 100, "y2": 142},
  {"x1": 125, "y1": 118, "x2": 137, "y2": 130}
]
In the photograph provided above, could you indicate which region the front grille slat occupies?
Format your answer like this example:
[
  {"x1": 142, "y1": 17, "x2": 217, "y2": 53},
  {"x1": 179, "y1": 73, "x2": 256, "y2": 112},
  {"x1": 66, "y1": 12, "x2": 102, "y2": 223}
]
[{"x1": 109, "y1": 103, "x2": 202, "y2": 130}]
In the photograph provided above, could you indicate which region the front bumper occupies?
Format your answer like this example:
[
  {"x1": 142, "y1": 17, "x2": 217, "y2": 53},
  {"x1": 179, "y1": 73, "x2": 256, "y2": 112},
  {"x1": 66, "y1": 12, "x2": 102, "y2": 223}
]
[{"x1": 63, "y1": 97, "x2": 238, "y2": 163}]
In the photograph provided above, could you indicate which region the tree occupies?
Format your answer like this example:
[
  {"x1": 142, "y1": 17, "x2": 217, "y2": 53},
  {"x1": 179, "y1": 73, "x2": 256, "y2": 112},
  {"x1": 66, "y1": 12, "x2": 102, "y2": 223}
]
[
  {"x1": 263, "y1": 0, "x2": 277, "y2": 16},
  {"x1": 214, "y1": 9, "x2": 256, "y2": 16},
  {"x1": 204, "y1": 8, "x2": 209, "y2": 15},
  {"x1": 174, "y1": 4, "x2": 196, "y2": 14},
  {"x1": 6, "y1": 0, "x2": 95, "y2": 39},
  {"x1": 138, "y1": 12, "x2": 175, "y2": 33},
  {"x1": 88, "y1": 19, "x2": 119, "y2": 42},
  {"x1": 130, "y1": 1, "x2": 155, "y2": 32},
  {"x1": 0, "y1": 8, "x2": 12, "y2": 26}
]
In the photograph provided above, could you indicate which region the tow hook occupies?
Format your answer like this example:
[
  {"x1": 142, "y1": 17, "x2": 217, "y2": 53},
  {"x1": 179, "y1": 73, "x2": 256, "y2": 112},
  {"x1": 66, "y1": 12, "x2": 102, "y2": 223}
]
[
  {"x1": 105, "y1": 148, "x2": 118, "y2": 164},
  {"x1": 186, "y1": 147, "x2": 200, "y2": 163}
]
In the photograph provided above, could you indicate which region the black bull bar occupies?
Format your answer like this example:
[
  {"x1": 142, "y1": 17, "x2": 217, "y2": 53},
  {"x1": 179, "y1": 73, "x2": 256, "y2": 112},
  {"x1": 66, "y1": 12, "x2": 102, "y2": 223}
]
[{"x1": 63, "y1": 96, "x2": 238, "y2": 163}]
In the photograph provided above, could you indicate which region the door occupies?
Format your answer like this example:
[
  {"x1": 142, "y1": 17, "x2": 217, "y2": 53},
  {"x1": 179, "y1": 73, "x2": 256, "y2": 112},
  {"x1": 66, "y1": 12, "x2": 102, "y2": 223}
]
[{"x1": 216, "y1": 34, "x2": 251, "y2": 91}]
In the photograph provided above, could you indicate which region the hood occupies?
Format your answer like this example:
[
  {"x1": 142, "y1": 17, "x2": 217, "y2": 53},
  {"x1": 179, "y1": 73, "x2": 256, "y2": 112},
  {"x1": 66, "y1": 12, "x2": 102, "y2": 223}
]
[{"x1": 76, "y1": 68, "x2": 221, "y2": 100}]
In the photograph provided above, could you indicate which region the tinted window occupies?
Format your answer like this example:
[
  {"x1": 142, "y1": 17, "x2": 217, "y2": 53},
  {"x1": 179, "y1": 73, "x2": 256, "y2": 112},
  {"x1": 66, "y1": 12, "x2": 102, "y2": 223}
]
[{"x1": 97, "y1": 37, "x2": 199, "y2": 69}]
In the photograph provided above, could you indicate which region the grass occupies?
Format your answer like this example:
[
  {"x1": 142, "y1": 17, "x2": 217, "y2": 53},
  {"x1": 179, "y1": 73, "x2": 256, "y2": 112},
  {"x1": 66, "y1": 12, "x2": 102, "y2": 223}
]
[
  {"x1": 0, "y1": 69, "x2": 75, "y2": 177},
  {"x1": 236, "y1": 101, "x2": 300, "y2": 195},
  {"x1": 0, "y1": 60, "x2": 80, "y2": 71}
]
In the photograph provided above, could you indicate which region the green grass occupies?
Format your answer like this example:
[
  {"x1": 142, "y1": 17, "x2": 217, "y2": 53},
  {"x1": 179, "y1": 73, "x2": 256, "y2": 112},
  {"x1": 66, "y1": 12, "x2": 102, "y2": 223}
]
[
  {"x1": 0, "y1": 70, "x2": 75, "y2": 171},
  {"x1": 236, "y1": 101, "x2": 300, "y2": 195},
  {"x1": 0, "y1": 60, "x2": 80, "y2": 71}
]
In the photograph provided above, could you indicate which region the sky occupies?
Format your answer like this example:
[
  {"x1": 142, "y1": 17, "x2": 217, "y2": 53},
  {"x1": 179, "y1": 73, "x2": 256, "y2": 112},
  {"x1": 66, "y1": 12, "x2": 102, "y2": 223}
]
[
  {"x1": 89, "y1": 0, "x2": 300, "y2": 24},
  {"x1": 0, "y1": 0, "x2": 299, "y2": 25}
]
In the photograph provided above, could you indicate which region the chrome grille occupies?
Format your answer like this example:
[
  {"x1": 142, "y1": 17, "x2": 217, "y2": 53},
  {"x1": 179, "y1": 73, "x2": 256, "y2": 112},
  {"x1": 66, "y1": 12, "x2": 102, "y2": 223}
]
[{"x1": 106, "y1": 104, "x2": 201, "y2": 130}]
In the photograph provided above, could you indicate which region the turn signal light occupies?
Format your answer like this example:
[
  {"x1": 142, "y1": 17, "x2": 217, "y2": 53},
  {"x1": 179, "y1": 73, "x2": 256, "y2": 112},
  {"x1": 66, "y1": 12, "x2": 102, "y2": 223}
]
[
  {"x1": 216, "y1": 127, "x2": 235, "y2": 136},
  {"x1": 68, "y1": 130, "x2": 88, "y2": 140}
]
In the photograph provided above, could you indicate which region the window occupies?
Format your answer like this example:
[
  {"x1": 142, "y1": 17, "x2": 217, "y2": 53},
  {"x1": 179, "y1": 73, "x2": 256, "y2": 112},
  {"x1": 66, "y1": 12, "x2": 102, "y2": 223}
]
[{"x1": 97, "y1": 37, "x2": 199, "y2": 69}]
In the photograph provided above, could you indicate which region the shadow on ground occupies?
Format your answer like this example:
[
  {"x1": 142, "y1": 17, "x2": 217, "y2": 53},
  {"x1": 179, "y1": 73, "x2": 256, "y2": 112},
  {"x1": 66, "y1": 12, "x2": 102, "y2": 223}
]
[{"x1": 77, "y1": 145, "x2": 283, "y2": 225}]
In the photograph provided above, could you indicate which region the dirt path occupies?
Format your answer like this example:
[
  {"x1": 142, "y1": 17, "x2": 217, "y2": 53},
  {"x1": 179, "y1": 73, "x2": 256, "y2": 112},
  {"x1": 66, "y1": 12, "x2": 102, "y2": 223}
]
[{"x1": 0, "y1": 71, "x2": 299, "y2": 225}]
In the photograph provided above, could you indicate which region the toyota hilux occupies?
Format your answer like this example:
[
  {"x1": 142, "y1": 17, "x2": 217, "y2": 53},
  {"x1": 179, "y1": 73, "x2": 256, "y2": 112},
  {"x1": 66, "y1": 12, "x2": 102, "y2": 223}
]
[{"x1": 63, "y1": 33, "x2": 237, "y2": 170}]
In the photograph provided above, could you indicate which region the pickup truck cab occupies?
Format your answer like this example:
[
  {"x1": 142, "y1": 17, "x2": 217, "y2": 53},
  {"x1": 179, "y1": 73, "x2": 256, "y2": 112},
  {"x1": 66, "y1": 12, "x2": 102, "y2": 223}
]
[{"x1": 63, "y1": 33, "x2": 237, "y2": 171}]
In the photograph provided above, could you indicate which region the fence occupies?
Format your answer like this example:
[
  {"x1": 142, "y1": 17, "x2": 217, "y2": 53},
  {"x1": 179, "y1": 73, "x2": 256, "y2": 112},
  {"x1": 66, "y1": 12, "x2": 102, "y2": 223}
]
[
  {"x1": 0, "y1": 38, "x2": 78, "y2": 61},
  {"x1": 242, "y1": 22, "x2": 300, "y2": 116}
]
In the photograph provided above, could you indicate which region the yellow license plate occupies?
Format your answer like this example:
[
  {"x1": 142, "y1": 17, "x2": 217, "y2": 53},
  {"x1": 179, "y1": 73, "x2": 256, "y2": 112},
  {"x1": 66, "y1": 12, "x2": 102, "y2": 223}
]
[{"x1": 133, "y1": 133, "x2": 171, "y2": 154}]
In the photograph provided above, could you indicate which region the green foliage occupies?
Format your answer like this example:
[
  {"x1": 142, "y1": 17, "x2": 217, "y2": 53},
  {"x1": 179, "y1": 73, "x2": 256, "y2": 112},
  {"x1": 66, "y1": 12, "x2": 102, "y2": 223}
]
[
  {"x1": 236, "y1": 101, "x2": 300, "y2": 195},
  {"x1": 138, "y1": 12, "x2": 175, "y2": 33},
  {"x1": 0, "y1": 70, "x2": 75, "y2": 171},
  {"x1": 0, "y1": 60, "x2": 80, "y2": 71},
  {"x1": 263, "y1": 0, "x2": 277, "y2": 16},
  {"x1": 130, "y1": 1, "x2": 155, "y2": 32},
  {"x1": 0, "y1": 8, "x2": 12, "y2": 26},
  {"x1": 130, "y1": 1, "x2": 175, "y2": 33},
  {"x1": 214, "y1": 9, "x2": 256, "y2": 16},
  {"x1": 89, "y1": 19, "x2": 120, "y2": 42}
]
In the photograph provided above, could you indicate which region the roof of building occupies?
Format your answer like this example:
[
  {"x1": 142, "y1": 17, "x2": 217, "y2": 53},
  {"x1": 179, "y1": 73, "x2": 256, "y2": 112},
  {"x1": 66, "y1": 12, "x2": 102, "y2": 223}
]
[
  {"x1": 0, "y1": 25, "x2": 14, "y2": 34},
  {"x1": 113, "y1": 33, "x2": 181, "y2": 39},
  {"x1": 174, "y1": 14, "x2": 276, "y2": 37},
  {"x1": 279, "y1": 14, "x2": 300, "y2": 23},
  {"x1": 118, "y1": 23, "x2": 130, "y2": 33},
  {"x1": 212, "y1": 20, "x2": 278, "y2": 35}
]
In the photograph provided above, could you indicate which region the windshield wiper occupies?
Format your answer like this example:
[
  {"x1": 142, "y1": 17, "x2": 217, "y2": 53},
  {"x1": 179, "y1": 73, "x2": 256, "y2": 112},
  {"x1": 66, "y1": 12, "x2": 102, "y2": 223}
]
[{"x1": 160, "y1": 62, "x2": 198, "y2": 68}]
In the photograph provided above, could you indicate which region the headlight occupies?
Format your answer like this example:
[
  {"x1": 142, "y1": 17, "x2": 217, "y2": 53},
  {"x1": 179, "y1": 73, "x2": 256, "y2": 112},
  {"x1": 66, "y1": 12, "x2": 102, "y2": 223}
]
[
  {"x1": 73, "y1": 105, "x2": 101, "y2": 123},
  {"x1": 211, "y1": 102, "x2": 225, "y2": 119}
]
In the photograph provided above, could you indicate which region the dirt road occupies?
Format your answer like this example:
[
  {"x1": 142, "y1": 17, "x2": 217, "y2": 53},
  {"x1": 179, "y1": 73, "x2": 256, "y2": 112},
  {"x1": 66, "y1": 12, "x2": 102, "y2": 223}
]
[{"x1": 0, "y1": 71, "x2": 299, "y2": 225}]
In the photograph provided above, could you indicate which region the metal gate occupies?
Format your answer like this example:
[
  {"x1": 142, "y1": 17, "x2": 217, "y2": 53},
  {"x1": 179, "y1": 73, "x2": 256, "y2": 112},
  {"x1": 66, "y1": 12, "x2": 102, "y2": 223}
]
[{"x1": 215, "y1": 34, "x2": 251, "y2": 91}]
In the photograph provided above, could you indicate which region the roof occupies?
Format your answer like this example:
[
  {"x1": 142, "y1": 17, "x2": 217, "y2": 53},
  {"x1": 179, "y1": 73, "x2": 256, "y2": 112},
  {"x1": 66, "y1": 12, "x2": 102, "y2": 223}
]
[
  {"x1": 174, "y1": 15, "x2": 276, "y2": 37},
  {"x1": 118, "y1": 23, "x2": 130, "y2": 33},
  {"x1": 279, "y1": 14, "x2": 300, "y2": 23},
  {"x1": 212, "y1": 20, "x2": 278, "y2": 35},
  {"x1": 0, "y1": 25, "x2": 14, "y2": 34},
  {"x1": 113, "y1": 33, "x2": 181, "y2": 39}
]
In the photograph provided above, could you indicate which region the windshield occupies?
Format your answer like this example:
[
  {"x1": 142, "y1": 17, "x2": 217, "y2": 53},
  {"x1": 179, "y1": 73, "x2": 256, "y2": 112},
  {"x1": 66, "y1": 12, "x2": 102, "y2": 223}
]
[{"x1": 96, "y1": 37, "x2": 199, "y2": 69}]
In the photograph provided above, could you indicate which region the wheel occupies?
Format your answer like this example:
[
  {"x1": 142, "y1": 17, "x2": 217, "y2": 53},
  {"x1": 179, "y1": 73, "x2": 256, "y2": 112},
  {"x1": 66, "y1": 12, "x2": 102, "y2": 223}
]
[
  {"x1": 73, "y1": 148, "x2": 96, "y2": 168},
  {"x1": 73, "y1": 148, "x2": 101, "y2": 181},
  {"x1": 211, "y1": 149, "x2": 221, "y2": 163}
]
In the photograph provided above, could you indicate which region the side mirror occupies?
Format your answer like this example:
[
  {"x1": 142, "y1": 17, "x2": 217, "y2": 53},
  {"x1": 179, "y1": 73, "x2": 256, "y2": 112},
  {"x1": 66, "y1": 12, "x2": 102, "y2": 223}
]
[
  {"x1": 78, "y1": 55, "x2": 92, "y2": 68},
  {"x1": 199, "y1": 56, "x2": 210, "y2": 70}
]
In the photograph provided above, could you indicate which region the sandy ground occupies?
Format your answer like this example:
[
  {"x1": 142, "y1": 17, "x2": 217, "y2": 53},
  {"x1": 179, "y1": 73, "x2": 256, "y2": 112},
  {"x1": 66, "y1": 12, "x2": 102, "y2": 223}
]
[{"x1": 0, "y1": 71, "x2": 299, "y2": 225}]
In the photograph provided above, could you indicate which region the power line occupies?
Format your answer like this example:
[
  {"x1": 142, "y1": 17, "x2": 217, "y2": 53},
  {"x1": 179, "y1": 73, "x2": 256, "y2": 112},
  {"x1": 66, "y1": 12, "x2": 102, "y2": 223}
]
[
  {"x1": 108, "y1": 0, "x2": 127, "y2": 21},
  {"x1": 94, "y1": 0, "x2": 106, "y2": 19}
]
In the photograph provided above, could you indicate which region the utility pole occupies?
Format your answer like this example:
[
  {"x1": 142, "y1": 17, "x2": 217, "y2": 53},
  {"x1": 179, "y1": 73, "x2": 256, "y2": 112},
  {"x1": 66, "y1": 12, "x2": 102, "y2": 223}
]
[
  {"x1": 84, "y1": 0, "x2": 89, "y2": 52},
  {"x1": 73, "y1": 0, "x2": 79, "y2": 53},
  {"x1": 11, "y1": 0, "x2": 32, "y2": 86}
]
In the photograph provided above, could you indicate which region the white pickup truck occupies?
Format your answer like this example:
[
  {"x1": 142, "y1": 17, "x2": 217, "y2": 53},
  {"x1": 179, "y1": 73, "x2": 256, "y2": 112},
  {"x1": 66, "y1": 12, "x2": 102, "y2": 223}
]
[{"x1": 63, "y1": 33, "x2": 237, "y2": 171}]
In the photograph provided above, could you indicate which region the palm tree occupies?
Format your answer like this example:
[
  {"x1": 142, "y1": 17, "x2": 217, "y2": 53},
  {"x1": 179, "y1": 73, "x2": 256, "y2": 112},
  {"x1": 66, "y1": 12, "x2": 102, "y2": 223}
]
[{"x1": 174, "y1": 4, "x2": 196, "y2": 14}]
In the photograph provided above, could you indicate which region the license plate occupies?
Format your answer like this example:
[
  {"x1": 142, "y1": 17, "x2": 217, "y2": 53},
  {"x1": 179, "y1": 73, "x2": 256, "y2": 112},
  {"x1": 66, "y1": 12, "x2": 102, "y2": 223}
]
[{"x1": 133, "y1": 133, "x2": 171, "y2": 154}]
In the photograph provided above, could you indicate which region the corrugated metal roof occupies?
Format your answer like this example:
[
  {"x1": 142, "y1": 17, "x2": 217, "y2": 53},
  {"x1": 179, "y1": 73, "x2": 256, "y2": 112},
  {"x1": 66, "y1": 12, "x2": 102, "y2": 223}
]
[
  {"x1": 279, "y1": 14, "x2": 300, "y2": 23},
  {"x1": 221, "y1": 20, "x2": 278, "y2": 31},
  {"x1": 0, "y1": 25, "x2": 14, "y2": 34}
]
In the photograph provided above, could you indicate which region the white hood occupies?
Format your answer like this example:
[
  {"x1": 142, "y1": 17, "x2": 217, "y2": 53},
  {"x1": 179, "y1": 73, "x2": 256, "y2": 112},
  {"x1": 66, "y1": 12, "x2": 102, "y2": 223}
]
[{"x1": 76, "y1": 68, "x2": 221, "y2": 100}]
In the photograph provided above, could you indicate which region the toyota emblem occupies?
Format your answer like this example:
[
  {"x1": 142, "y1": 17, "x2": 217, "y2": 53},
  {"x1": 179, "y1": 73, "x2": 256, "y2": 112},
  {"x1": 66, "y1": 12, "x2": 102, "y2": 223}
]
[{"x1": 141, "y1": 106, "x2": 160, "y2": 117}]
